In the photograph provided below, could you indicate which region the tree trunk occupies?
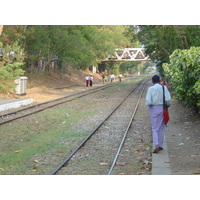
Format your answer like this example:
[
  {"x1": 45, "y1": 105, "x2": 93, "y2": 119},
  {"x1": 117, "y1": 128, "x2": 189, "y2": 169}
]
[{"x1": 0, "y1": 25, "x2": 3, "y2": 36}]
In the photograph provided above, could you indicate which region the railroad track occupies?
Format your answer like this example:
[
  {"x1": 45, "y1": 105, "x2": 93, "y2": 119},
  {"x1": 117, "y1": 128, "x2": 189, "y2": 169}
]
[
  {"x1": 50, "y1": 79, "x2": 147, "y2": 175},
  {"x1": 0, "y1": 81, "x2": 125, "y2": 126}
]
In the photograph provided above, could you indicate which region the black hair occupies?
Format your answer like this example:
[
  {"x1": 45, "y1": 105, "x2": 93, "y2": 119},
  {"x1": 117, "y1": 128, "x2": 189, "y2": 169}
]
[{"x1": 152, "y1": 75, "x2": 160, "y2": 83}]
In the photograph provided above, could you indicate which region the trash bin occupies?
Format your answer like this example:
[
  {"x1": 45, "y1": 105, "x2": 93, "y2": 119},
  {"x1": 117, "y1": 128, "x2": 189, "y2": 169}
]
[{"x1": 14, "y1": 76, "x2": 28, "y2": 95}]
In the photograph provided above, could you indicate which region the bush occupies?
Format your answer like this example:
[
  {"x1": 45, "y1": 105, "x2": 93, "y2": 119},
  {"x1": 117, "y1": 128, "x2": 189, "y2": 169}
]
[
  {"x1": 0, "y1": 42, "x2": 25, "y2": 93},
  {"x1": 0, "y1": 63, "x2": 25, "y2": 93},
  {"x1": 163, "y1": 47, "x2": 200, "y2": 112}
]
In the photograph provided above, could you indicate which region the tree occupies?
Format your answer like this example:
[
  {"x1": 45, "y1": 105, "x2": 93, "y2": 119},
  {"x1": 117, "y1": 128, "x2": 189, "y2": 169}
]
[
  {"x1": 0, "y1": 41, "x2": 25, "y2": 93},
  {"x1": 23, "y1": 25, "x2": 131, "y2": 72},
  {"x1": 119, "y1": 61, "x2": 140, "y2": 74},
  {"x1": 0, "y1": 25, "x2": 26, "y2": 46},
  {"x1": 1, "y1": 25, "x2": 134, "y2": 75},
  {"x1": 134, "y1": 25, "x2": 200, "y2": 74}
]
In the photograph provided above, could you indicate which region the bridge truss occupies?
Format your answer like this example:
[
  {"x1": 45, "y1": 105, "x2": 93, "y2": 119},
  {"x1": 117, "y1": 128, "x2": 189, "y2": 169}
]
[{"x1": 103, "y1": 48, "x2": 151, "y2": 62}]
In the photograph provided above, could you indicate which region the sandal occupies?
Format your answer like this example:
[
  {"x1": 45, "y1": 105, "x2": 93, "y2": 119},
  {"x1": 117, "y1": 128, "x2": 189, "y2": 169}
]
[{"x1": 153, "y1": 146, "x2": 160, "y2": 153}]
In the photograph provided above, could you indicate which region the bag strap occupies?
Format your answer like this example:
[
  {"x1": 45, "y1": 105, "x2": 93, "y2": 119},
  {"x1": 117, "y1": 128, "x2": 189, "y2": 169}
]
[{"x1": 162, "y1": 85, "x2": 165, "y2": 109}]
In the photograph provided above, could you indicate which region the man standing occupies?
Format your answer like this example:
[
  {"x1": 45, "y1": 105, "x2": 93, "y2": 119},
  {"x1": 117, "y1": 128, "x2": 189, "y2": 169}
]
[
  {"x1": 110, "y1": 74, "x2": 115, "y2": 82},
  {"x1": 101, "y1": 73, "x2": 105, "y2": 84},
  {"x1": 118, "y1": 73, "x2": 122, "y2": 82},
  {"x1": 85, "y1": 75, "x2": 90, "y2": 87},
  {"x1": 146, "y1": 75, "x2": 171, "y2": 153},
  {"x1": 89, "y1": 74, "x2": 93, "y2": 86}
]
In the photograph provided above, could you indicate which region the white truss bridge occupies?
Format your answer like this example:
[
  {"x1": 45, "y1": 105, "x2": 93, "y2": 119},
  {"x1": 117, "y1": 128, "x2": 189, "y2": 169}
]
[{"x1": 103, "y1": 48, "x2": 151, "y2": 62}]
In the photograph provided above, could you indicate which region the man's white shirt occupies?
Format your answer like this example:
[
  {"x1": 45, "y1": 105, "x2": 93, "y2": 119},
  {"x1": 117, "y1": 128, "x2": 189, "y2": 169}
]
[{"x1": 146, "y1": 83, "x2": 171, "y2": 106}]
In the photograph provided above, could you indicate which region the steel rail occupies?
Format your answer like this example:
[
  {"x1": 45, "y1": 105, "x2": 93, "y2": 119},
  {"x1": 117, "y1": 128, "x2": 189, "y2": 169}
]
[
  {"x1": 0, "y1": 82, "x2": 118, "y2": 118},
  {"x1": 0, "y1": 76, "x2": 138, "y2": 120},
  {"x1": 0, "y1": 81, "x2": 126, "y2": 126},
  {"x1": 50, "y1": 80, "x2": 144, "y2": 175},
  {"x1": 107, "y1": 82, "x2": 146, "y2": 175}
]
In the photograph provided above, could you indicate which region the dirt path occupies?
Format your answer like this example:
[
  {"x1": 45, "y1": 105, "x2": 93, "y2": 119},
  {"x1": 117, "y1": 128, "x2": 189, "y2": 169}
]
[{"x1": 165, "y1": 97, "x2": 200, "y2": 175}]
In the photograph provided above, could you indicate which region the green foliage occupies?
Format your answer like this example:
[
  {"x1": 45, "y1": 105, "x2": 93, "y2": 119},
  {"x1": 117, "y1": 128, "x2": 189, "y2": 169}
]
[
  {"x1": 104, "y1": 60, "x2": 145, "y2": 76},
  {"x1": 22, "y1": 25, "x2": 131, "y2": 71},
  {"x1": 163, "y1": 47, "x2": 200, "y2": 112},
  {"x1": 0, "y1": 42, "x2": 25, "y2": 93},
  {"x1": 124, "y1": 26, "x2": 142, "y2": 47},
  {"x1": 1, "y1": 25, "x2": 135, "y2": 73},
  {"x1": 135, "y1": 25, "x2": 200, "y2": 74},
  {"x1": 111, "y1": 62, "x2": 120, "y2": 75},
  {"x1": 0, "y1": 25, "x2": 26, "y2": 46},
  {"x1": 119, "y1": 61, "x2": 140, "y2": 74}
]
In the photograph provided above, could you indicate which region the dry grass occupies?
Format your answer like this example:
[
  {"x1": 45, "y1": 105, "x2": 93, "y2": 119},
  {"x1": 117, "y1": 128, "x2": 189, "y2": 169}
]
[{"x1": 1, "y1": 70, "x2": 103, "y2": 103}]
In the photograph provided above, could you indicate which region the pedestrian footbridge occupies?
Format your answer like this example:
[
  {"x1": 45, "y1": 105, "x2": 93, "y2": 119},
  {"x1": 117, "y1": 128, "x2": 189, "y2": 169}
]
[{"x1": 103, "y1": 48, "x2": 151, "y2": 62}]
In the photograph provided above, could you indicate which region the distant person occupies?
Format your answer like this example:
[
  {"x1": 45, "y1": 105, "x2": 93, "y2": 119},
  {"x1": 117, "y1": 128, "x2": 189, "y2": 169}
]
[
  {"x1": 89, "y1": 74, "x2": 93, "y2": 86},
  {"x1": 110, "y1": 74, "x2": 115, "y2": 82},
  {"x1": 160, "y1": 75, "x2": 168, "y2": 87},
  {"x1": 146, "y1": 75, "x2": 171, "y2": 153},
  {"x1": 85, "y1": 75, "x2": 90, "y2": 87},
  {"x1": 118, "y1": 73, "x2": 122, "y2": 82},
  {"x1": 101, "y1": 73, "x2": 105, "y2": 84}
]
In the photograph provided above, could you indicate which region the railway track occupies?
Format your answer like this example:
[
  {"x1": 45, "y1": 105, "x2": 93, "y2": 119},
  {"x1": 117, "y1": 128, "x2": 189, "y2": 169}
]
[
  {"x1": 0, "y1": 81, "x2": 124, "y2": 126},
  {"x1": 50, "y1": 79, "x2": 147, "y2": 175}
]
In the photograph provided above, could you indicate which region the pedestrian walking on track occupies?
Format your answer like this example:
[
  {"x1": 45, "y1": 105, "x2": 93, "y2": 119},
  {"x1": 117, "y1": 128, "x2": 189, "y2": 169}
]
[
  {"x1": 101, "y1": 73, "x2": 105, "y2": 84},
  {"x1": 146, "y1": 75, "x2": 171, "y2": 153},
  {"x1": 118, "y1": 73, "x2": 122, "y2": 82},
  {"x1": 85, "y1": 75, "x2": 90, "y2": 87},
  {"x1": 89, "y1": 74, "x2": 93, "y2": 86}
]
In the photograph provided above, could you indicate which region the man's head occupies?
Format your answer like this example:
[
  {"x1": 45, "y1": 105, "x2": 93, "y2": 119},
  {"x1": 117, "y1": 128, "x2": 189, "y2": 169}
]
[{"x1": 152, "y1": 75, "x2": 160, "y2": 84}]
